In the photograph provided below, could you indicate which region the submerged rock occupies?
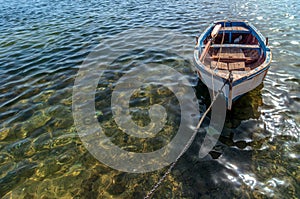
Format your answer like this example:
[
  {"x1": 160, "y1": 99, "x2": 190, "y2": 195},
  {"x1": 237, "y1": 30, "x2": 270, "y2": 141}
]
[
  {"x1": 21, "y1": 111, "x2": 51, "y2": 136},
  {"x1": 0, "y1": 160, "x2": 37, "y2": 197},
  {"x1": 0, "y1": 128, "x2": 9, "y2": 141},
  {"x1": 106, "y1": 173, "x2": 126, "y2": 195}
]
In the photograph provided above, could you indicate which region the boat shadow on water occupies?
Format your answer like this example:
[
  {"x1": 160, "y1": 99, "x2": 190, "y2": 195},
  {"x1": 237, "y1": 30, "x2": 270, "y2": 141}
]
[
  {"x1": 165, "y1": 81, "x2": 268, "y2": 198},
  {"x1": 194, "y1": 79, "x2": 263, "y2": 127}
]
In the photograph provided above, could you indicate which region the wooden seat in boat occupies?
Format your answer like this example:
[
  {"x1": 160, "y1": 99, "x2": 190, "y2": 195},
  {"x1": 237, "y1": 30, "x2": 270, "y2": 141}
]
[
  {"x1": 211, "y1": 61, "x2": 228, "y2": 70},
  {"x1": 228, "y1": 62, "x2": 245, "y2": 70},
  {"x1": 210, "y1": 56, "x2": 255, "y2": 62},
  {"x1": 219, "y1": 26, "x2": 250, "y2": 33},
  {"x1": 211, "y1": 48, "x2": 246, "y2": 70},
  {"x1": 210, "y1": 44, "x2": 260, "y2": 49}
]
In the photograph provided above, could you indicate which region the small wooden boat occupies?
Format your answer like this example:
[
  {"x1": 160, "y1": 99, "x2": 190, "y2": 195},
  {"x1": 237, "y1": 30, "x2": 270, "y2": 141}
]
[{"x1": 194, "y1": 20, "x2": 272, "y2": 110}]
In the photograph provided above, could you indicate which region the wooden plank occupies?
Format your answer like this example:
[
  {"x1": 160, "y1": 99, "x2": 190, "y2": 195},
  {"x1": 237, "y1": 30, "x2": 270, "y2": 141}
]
[
  {"x1": 217, "y1": 48, "x2": 245, "y2": 59},
  {"x1": 229, "y1": 62, "x2": 245, "y2": 70},
  {"x1": 200, "y1": 24, "x2": 222, "y2": 61},
  {"x1": 211, "y1": 61, "x2": 228, "y2": 70},
  {"x1": 199, "y1": 40, "x2": 212, "y2": 61},
  {"x1": 211, "y1": 24, "x2": 222, "y2": 38},
  {"x1": 211, "y1": 47, "x2": 257, "y2": 62},
  {"x1": 210, "y1": 44, "x2": 260, "y2": 49},
  {"x1": 210, "y1": 56, "x2": 254, "y2": 62},
  {"x1": 219, "y1": 26, "x2": 250, "y2": 33},
  {"x1": 213, "y1": 48, "x2": 246, "y2": 71},
  {"x1": 221, "y1": 26, "x2": 249, "y2": 31}
]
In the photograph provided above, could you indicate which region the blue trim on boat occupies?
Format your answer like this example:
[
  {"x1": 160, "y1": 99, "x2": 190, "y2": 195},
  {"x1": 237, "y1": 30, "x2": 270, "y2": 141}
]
[
  {"x1": 223, "y1": 93, "x2": 245, "y2": 105},
  {"x1": 232, "y1": 94, "x2": 243, "y2": 102},
  {"x1": 232, "y1": 65, "x2": 270, "y2": 86}
]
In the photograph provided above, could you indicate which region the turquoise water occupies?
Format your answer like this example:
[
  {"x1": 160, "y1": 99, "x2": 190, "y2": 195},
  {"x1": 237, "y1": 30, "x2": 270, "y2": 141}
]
[{"x1": 0, "y1": 0, "x2": 299, "y2": 198}]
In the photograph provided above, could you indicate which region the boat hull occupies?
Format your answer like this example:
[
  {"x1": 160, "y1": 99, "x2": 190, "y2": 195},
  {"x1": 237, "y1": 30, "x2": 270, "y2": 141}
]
[
  {"x1": 195, "y1": 64, "x2": 270, "y2": 110},
  {"x1": 194, "y1": 20, "x2": 272, "y2": 110}
]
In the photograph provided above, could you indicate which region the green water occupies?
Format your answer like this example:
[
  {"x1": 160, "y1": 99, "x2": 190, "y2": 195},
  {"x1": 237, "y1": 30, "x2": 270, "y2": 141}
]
[{"x1": 0, "y1": 0, "x2": 299, "y2": 198}]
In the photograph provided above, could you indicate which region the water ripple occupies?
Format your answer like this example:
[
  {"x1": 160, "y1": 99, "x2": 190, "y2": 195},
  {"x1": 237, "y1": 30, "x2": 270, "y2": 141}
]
[{"x1": 0, "y1": 0, "x2": 299, "y2": 198}]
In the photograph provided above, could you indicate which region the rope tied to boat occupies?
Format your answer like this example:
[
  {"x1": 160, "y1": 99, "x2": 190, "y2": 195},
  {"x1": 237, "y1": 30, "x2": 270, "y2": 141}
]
[{"x1": 144, "y1": 73, "x2": 231, "y2": 199}]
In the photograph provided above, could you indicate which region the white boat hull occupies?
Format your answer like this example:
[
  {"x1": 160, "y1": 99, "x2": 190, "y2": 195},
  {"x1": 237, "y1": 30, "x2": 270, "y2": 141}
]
[{"x1": 196, "y1": 68, "x2": 268, "y2": 110}]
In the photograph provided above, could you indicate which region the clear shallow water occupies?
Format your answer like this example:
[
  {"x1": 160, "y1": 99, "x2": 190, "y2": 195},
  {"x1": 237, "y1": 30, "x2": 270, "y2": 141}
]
[{"x1": 0, "y1": 0, "x2": 299, "y2": 198}]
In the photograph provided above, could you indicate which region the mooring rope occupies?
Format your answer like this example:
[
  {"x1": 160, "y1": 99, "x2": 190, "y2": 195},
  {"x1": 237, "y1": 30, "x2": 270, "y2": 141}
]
[{"x1": 144, "y1": 75, "x2": 230, "y2": 199}]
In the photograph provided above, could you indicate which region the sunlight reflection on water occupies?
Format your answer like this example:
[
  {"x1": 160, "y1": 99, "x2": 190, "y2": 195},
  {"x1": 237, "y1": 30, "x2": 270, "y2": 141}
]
[{"x1": 0, "y1": 0, "x2": 299, "y2": 198}]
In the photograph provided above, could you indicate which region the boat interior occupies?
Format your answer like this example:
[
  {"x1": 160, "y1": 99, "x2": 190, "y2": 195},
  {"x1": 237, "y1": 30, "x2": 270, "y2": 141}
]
[{"x1": 202, "y1": 25, "x2": 266, "y2": 72}]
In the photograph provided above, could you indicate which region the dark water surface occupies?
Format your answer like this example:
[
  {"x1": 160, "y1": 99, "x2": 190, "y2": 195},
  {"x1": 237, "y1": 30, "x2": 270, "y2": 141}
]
[{"x1": 0, "y1": 0, "x2": 299, "y2": 198}]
